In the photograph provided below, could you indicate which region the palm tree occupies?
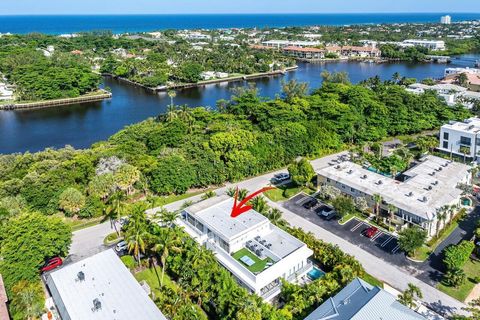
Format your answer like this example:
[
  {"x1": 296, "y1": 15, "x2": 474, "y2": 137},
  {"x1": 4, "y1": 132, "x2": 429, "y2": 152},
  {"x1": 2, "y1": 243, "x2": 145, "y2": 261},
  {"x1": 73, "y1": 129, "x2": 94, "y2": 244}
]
[
  {"x1": 398, "y1": 283, "x2": 423, "y2": 308},
  {"x1": 250, "y1": 196, "x2": 268, "y2": 214},
  {"x1": 166, "y1": 104, "x2": 178, "y2": 122},
  {"x1": 373, "y1": 194, "x2": 383, "y2": 222},
  {"x1": 152, "y1": 228, "x2": 182, "y2": 287},
  {"x1": 436, "y1": 209, "x2": 447, "y2": 237},
  {"x1": 268, "y1": 208, "x2": 288, "y2": 227},
  {"x1": 392, "y1": 72, "x2": 401, "y2": 84},
  {"x1": 387, "y1": 204, "x2": 398, "y2": 230},
  {"x1": 460, "y1": 146, "x2": 470, "y2": 164},
  {"x1": 167, "y1": 90, "x2": 176, "y2": 108},
  {"x1": 154, "y1": 208, "x2": 179, "y2": 228},
  {"x1": 125, "y1": 204, "x2": 149, "y2": 264},
  {"x1": 104, "y1": 192, "x2": 127, "y2": 235}
]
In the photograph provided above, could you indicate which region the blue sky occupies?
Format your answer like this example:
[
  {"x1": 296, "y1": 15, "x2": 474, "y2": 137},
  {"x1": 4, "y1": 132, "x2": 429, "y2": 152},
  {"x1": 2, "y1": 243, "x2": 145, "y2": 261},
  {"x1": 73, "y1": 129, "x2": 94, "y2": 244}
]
[{"x1": 1, "y1": 0, "x2": 479, "y2": 15}]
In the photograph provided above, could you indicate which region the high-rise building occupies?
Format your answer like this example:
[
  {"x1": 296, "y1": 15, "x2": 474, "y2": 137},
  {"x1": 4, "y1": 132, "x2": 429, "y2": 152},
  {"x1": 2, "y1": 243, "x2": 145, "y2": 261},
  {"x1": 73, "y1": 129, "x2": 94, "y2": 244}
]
[{"x1": 441, "y1": 15, "x2": 452, "y2": 24}]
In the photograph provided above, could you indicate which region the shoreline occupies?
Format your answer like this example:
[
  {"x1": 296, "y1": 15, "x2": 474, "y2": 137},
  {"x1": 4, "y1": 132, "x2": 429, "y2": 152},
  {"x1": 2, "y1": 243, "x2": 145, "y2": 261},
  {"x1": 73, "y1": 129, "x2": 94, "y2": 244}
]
[
  {"x1": 105, "y1": 66, "x2": 299, "y2": 93},
  {"x1": 0, "y1": 90, "x2": 112, "y2": 110}
]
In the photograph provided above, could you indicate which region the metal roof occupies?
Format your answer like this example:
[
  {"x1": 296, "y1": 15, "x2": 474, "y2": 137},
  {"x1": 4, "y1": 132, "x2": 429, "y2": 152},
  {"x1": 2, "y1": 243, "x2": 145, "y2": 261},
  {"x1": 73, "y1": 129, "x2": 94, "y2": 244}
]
[
  {"x1": 304, "y1": 278, "x2": 426, "y2": 320},
  {"x1": 44, "y1": 249, "x2": 166, "y2": 320}
]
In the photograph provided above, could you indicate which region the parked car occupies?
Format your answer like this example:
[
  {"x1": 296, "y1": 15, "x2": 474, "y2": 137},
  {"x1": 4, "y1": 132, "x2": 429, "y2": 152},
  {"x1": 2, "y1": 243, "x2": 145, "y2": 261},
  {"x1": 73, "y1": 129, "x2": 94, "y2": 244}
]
[
  {"x1": 316, "y1": 206, "x2": 336, "y2": 220},
  {"x1": 272, "y1": 173, "x2": 290, "y2": 184},
  {"x1": 303, "y1": 198, "x2": 318, "y2": 209},
  {"x1": 364, "y1": 226, "x2": 379, "y2": 238},
  {"x1": 115, "y1": 240, "x2": 128, "y2": 252},
  {"x1": 41, "y1": 257, "x2": 63, "y2": 273}
]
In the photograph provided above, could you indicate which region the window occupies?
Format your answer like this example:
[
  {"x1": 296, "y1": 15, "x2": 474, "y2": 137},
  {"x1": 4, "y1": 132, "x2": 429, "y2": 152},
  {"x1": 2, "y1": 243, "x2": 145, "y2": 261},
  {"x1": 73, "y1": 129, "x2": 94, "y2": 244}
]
[
  {"x1": 460, "y1": 136, "x2": 472, "y2": 146},
  {"x1": 443, "y1": 141, "x2": 448, "y2": 149},
  {"x1": 443, "y1": 132, "x2": 449, "y2": 140}
]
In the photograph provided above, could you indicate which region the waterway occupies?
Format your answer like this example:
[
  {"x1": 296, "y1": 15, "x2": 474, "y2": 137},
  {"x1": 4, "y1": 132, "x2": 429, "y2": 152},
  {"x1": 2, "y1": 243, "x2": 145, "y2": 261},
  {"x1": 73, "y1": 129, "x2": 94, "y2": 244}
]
[{"x1": 1, "y1": 54, "x2": 479, "y2": 154}]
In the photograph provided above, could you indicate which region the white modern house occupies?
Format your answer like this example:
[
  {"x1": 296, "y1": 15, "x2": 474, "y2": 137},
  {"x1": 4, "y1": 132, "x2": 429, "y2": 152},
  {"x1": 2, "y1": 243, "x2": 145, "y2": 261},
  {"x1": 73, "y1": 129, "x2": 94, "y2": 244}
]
[
  {"x1": 177, "y1": 195, "x2": 313, "y2": 301},
  {"x1": 43, "y1": 249, "x2": 167, "y2": 320},
  {"x1": 439, "y1": 117, "x2": 480, "y2": 161},
  {"x1": 317, "y1": 155, "x2": 471, "y2": 237},
  {"x1": 403, "y1": 39, "x2": 446, "y2": 51}
]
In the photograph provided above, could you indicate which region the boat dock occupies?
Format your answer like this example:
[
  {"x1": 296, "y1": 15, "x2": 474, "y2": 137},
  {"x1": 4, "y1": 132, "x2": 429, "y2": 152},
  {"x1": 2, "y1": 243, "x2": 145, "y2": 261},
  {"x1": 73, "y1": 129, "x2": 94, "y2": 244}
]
[{"x1": 1, "y1": 90, "x2": 112, "y2": 110}]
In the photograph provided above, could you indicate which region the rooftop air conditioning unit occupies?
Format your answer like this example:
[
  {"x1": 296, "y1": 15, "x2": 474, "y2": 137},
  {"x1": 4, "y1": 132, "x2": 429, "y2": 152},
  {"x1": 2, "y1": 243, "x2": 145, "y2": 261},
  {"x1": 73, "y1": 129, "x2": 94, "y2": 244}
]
[
  {"x1": 335, "y1": 165, "x2": 341, "y2": 169},
  {"x1": 347, "y1": 169, "x2": 353, "y2": 174},
  {"x1": 77, "y1": 271, "x2": 85, "y2": 282},
  {"x1": 92, "y1": 299, "x2": 102, "y2": 312},
  {"x1": 406, "y1": 192, "x2": 413, "y2": 197},
  {"x1": 362, "y1": 175, "x2": 367, "y2": 179}
]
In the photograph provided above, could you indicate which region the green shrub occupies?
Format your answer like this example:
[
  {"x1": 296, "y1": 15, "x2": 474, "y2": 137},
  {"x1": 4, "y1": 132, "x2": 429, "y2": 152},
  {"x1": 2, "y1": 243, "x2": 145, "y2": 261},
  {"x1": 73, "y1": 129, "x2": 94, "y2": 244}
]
[{"x1": 121, "y1": 255, "x2": 136, "y2": 269}]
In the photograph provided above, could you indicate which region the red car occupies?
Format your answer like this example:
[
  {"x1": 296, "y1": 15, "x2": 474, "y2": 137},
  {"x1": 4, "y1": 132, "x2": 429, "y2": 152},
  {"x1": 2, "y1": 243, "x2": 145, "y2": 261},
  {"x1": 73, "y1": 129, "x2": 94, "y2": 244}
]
[
  {"x1": 364, "y1": 226, "x2": 379, "y2": 238},
  {"x1": 41, "y1": 257, "x2": 63, "y2": 273}
]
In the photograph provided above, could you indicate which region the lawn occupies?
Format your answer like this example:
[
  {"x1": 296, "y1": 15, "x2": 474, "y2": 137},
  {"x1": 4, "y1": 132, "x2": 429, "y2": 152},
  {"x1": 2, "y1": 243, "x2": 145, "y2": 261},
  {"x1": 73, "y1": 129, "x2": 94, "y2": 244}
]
[
  {"x1": 134, "y1": 266, "x2": 177, "y2": 292},
  {"x1": 363, "y1": 272, "x2": 383, "y2": 288},
  {"x1": 232, "y1": 248, "x2": 273, "y2": 274},
  {"x1": 265, "y1": 183, "x2": 316, "y2": 202},
  {"x1": 437, "y1": 259, "x2": 480, "y2": 302},
  {"x1": 409, "y1": 246, "x2": 432, "y2": 262},
  {"x1": 149, "y1": 190, "x2": 206, "y2": 207}
]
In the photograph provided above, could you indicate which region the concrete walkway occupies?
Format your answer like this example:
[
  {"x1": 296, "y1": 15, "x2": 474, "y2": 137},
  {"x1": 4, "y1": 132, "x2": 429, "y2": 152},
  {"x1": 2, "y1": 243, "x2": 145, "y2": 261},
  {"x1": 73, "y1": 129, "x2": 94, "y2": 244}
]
[{"x1": 267, "y1": 200, "x2": 467, "y2": 317}]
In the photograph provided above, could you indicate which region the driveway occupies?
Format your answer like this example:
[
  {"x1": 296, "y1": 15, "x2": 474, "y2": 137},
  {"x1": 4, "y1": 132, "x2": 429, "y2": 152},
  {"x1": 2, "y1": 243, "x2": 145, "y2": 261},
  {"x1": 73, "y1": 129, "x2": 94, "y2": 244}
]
[
  {"x1": 417, "y1": 204, "x2": 480, "y2": 285},
  {"x1": 284, "y1": 194, "x2": 417, "y2": 272}
]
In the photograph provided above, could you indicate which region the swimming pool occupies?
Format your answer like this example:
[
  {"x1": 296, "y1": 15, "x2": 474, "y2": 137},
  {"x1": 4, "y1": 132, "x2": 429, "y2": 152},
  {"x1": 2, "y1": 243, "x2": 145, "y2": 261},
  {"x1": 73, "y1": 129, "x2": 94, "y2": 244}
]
[{"x1": 307, "y1": 267, "x2": 325, "y2": 280}]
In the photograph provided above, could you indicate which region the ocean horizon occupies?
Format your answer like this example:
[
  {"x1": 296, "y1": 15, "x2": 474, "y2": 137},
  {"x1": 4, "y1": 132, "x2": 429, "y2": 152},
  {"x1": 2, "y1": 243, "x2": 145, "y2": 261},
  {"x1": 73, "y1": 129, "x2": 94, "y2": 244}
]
[{"x1": 1, "y1": 12, "x2": 480, "y2": 34}]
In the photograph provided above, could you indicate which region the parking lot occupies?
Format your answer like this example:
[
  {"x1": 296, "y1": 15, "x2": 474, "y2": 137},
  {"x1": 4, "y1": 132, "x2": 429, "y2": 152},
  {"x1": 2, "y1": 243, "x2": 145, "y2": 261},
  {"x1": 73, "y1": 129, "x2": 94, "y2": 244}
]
[{"x1": 284, "y1": 193, "x2": 418, "y2": 272}]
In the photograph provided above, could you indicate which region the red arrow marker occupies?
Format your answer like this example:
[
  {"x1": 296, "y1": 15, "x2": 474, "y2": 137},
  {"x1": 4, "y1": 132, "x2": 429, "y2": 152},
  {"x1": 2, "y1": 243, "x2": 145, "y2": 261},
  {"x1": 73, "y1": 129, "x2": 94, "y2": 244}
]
[{"x1": 231, "y1": 186, "x2": 274, "y2": 218}]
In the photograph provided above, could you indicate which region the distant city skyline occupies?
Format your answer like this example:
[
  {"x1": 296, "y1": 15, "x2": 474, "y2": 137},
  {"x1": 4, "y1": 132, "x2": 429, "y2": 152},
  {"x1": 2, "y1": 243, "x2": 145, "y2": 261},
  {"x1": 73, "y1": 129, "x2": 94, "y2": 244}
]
[{"x1": 1, "y1": 0, "x2": 480, "y2": 15}]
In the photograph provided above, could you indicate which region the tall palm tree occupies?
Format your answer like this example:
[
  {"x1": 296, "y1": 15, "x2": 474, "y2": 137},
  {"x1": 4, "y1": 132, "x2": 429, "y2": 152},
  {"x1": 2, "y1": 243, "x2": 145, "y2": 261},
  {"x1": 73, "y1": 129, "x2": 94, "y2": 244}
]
[
  {"x1": 125, "y1": 204, "x2": 149, "y2": 264},
  {"x1": 104, "y1": 192, "x2": 127, "y2": 235},
  {"x1": 152, "y1": 228, "x2": 182, "y2": 287},
  {"x1": 436, "y1": 209, "x2": 447, "y2": 237},
  {"x1": 387, "y1": 204, "x2": 398, "y2": 229},
  {"x1": 166, "y1": 104, "x2": 178, "y2": 122},
  {"x1": 373, "y1": 194, "x2": 383, "y2": 222},
  {"x1": 167, "y1": 90, "x2": 176, "y2": 108}
]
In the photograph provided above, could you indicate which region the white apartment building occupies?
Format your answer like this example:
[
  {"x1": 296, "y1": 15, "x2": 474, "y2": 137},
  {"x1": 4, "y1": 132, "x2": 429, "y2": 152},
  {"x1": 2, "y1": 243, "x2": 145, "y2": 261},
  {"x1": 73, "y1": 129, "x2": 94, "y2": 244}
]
[
  {"x1": 441, "y1": 15, "x2": 452, "y2": 25},
  {"x1": 317, "y1": 156, "x2": 471, "y2": 238},
  {"x1": 177, "y1": 195, "x2": 313, "y2": 301},
  {"x1": 261, "y1": 40, "x2": 320, "y2": 49},
  {"x1": 439, "y1": 117, "x2": 480, "y2": 160},
  {"x1": 403, "y1": 39, "x2": 446, "y2": 51}
]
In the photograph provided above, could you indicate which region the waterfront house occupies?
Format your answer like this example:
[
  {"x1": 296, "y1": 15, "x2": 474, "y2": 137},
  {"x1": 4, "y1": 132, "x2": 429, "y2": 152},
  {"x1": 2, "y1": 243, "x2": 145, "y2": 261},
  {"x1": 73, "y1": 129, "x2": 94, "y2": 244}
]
[
  {"x1": 176, "y1": 195, "x2": 313, "y2": 301},
  {"x1": 317, "y1": 155, "x2": 471, "y2": 238}
]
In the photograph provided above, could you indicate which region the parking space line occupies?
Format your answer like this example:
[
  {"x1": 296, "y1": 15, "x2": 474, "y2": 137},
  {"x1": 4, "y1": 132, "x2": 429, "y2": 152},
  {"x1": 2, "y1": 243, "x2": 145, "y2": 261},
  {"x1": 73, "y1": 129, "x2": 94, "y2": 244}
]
[
  {"x1": 391, "y1": 244, "x2": 400, "y2": 254},
  {"x1": 350, "y1": 221, "x2": 363, "y2": 232},
  {"x1": 381, "y1": 236, "x2": 394, "y2": 247},
  {"x1": 370, "y1": 232, "x2": 382, "y2": 242}
]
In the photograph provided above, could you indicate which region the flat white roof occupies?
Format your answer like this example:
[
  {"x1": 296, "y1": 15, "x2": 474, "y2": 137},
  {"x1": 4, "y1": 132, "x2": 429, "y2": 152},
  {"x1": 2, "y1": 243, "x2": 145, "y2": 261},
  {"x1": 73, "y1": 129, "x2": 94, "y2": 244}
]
[
  {"x1": 318, "y1": 155, "x2": 469, "y2": 220},
  {"x1": 45, "y1": 249, "x2": 166, "y2": 320},
  {"x1": 184, "y1": 196, "x2": 305, "y2": 258},
  {"x1": 442, "y1": 117, "x2": 480, "y2": 134},
  {"x1": 185, "y1": 195, "x2": 269, "y2": 241}
]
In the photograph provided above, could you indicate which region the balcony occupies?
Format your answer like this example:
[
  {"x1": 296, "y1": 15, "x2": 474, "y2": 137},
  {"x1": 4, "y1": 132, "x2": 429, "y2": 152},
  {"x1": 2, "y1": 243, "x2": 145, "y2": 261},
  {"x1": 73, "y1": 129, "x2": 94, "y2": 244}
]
[{"x1": 287, "y1": 259, "x2": 313, "y2": 282}]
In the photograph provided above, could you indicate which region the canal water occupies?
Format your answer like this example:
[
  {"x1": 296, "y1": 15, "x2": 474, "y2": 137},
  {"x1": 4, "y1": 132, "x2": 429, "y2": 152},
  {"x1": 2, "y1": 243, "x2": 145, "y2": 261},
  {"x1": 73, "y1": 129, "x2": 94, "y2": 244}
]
[{"x1": 1, "y1": 54, "x2": 479, "y2": 154}]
